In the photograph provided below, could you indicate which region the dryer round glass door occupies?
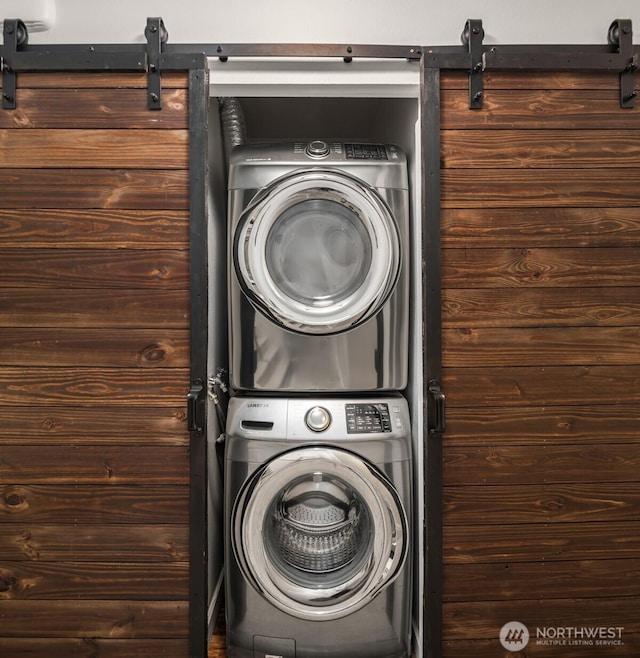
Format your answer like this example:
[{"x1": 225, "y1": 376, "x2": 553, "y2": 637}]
[
  {"x1": 232, "y1": 446, "x2": 407, "y2": 621},
  {"x1": 234, "y1": 170, "x2": 401, "y2": 334}
]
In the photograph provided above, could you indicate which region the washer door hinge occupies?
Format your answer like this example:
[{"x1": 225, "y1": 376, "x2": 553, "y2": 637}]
[{"x1": 187, "y1": 378, "x2": 205, "y2": 435}]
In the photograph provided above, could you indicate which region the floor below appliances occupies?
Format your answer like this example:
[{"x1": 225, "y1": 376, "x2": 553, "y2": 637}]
[
  {"x1": 228, "y1": 140, "x2": 410, "y2": 392},
  {"x1": 224, "y1": 395, "x2": 412, "y2": 658}
]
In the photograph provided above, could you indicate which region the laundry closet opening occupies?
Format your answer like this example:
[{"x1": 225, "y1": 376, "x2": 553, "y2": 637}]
[{"x1": 207, "y1": 58, "x2": 426, "y2": 658}]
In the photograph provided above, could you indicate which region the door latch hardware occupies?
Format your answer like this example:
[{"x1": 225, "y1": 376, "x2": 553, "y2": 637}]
[
  {"x1": 461, "y1": 19, "x2": 485, "y2": 110},
  {"x1": 187, "y1": 378, "x2": 205, "y2": 435},
  {"x1": 428, "y1": 380, "x2": 446, "y2": 435},
  {"x1": 608, "y1": 19, "x2": 636, "y2": 108},
  {"x1": 145, "y1": 16, "x2": 168, "y2": 110},
  {"x1": 2, "y1": 19, "x2": 28, "y2": 110}
]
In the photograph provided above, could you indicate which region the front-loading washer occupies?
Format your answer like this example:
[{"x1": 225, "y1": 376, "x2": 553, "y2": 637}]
[
  {"x1": 228, "y1": 140, "x2": 410, "y2": 392},
  {"x1": 224, "y1": 395, "x2": 412, "y2": 658}
]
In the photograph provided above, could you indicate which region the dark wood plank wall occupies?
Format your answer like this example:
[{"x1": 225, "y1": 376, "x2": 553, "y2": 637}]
[
  {"x1": 440, "y1": 71, "x2": 640, "y2": 656},
  {"x1": 0, "y1": 71, "x2": 192, "y2": 657}
]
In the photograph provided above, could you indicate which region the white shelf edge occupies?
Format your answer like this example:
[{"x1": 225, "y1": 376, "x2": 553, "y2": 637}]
[{"x1": 208, "y1": 57, "x2": 421, "y2": 98}]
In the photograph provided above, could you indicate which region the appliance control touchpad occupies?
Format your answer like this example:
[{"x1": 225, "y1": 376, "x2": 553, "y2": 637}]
[{"x1": 345, "y1": 403, "x2": 392, "y2": 434}]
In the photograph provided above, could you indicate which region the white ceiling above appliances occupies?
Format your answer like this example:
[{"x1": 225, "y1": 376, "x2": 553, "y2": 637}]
[{"x1": 0, "y1": 0, "x2": 56, "y2": 32}]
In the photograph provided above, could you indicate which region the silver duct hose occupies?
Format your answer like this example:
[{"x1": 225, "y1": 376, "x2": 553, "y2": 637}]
[{"x1": 218, "y1": 97, "x2": 246, "y2": 161}]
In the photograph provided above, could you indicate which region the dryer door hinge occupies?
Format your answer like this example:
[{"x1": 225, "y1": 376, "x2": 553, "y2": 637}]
[
  {"x1": 145, "y1": 16, "x2": 168, "y2": 110},
  {"x1": 187, "y1": 378, "x2": 205, "y2": 435}
]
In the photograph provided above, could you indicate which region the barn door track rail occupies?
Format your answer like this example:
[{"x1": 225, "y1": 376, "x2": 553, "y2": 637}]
[
  {"x1": 0, "y1": 17, "x2": 206, "y2": 110},
  {"x1": 3, "y1": 16, "x2": 637, "y2": 110}
]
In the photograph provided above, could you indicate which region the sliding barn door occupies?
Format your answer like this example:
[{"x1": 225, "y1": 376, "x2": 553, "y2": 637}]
[
  {"x1": 0, "y1": 70, "x2": 201, "y2": 657},
  {"x1": 440, "y1": 71, "x2": 640, "y2": 656}
]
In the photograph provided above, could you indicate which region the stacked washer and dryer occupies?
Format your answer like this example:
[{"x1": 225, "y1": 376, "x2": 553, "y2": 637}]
[{"x1": 224, "y1": 139, "x2": 413, "y2": 658}]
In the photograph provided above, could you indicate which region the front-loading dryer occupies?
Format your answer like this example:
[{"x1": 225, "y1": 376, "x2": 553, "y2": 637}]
[
  {"x1": 228, "y1": 141, "x2": 409, "y2": 392},
  {"x1": 224, "y1": 395, "x2": 412, "y2": 658}
]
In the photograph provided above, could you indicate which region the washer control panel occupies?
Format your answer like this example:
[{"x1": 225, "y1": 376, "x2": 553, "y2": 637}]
[{"x1": 346, "y1": 403, "x2": 392, "y2": 434}]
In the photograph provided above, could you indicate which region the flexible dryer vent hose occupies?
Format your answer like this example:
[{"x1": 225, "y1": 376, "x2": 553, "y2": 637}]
[{"x1": 219, "y1": 97, "x2": 246, "y2": 161}]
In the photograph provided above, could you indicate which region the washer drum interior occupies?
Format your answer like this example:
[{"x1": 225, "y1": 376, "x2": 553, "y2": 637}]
[
  {"x1": 270, "y1": 475, "x2": 368, "y2": 573},
  {"x1": 233, "y1": 446, "x2": 407, "y2": 621}
]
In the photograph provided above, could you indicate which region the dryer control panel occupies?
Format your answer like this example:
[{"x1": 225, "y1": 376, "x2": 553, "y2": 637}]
[{"x1": 346, "y1": 403, "x2": 392, "y2": 434}]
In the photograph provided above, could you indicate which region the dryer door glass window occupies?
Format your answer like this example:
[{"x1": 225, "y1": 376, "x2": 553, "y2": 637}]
[
  {"x1": 265, "y1": 198, "x2": 372, "y2": 307},
  {"x1": 235, "y1": 170, "x2": 401, "y2": 334},
  {"x1": 232, "y1": 446, "x2": 407, "y2": 621}
]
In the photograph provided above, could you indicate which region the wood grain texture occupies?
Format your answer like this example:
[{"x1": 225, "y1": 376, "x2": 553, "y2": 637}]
[
  {"x1": 0, "y1": 169, "x2": 189, "y2": 209},
  {"x1": 0, "y1": 446, "x2": 190, "y2": 484},
  {"x1": 443, "y1": 597, "x2": 640, "y2": 639},
  {"x1": 0, "y1": 524, "x2": 189, "y2": 561},
  {"x1": 443, "y1": 326, "x2": 640, "y2": 366},
  {"x1": 0, "y1": 289, "x2": 189, "y2": 328},
  {"x1": 0, "y1": 600, "x2": 189, "y2": 637},
  {"x1": 0, "y1": 129, "x2": 189, "y2": 169},
  {"x1": 0, "y1": 405, "x2": 188, "y2": 445},
  {"x1": 0, "y1": 485, "x2": 189, "y2": 523},
  {"x1": 443, "y1": 129, "x2": 640, "y2": 168},
  {"x1": 0, "y1": 89, "x2": 188, "y2": 129},
  {"x1": 0, "y1": 367, "x2": 189, "y2": 405},
  {"x1": 1, "y1": 71, "x2": 188, "y2": 89},
  {"x1": 441, "y1": 168, "x2": 640, "y2": 207},
  {"x1": 444, "y1": 558, "x2": 640, "y2": 602},
  {"x1": 443, "y1": 483, "x2": 640, "y2": 524},
  {"x1": 0, "y1": 328, "x2": 189, "y2": 367},
  {"x1": 0, "y1": 561, "x2": 189, "y2": 599},
  {"x1": 0, "y1": 71, "x2": 193, "y2": 656},
  {"x1": 0, "y1": 209, "x2": 189, "y2": 248},
  {"x1": 0, "y1": 639, "x2": 189, "y2": 658},
  {"x1": 442, "y1": 287, "x2": 640, "y2": 327},
  {"x1": 443, "y1": 365, "x2": 640, "y2": 407},
  {"x1": 440, "y1": 67, "x2": 640, "y2": 655},
  {"x1": 444, "y1": 404, "x2": 640, "y2": 446},
  {"x1": 442, "y1": 247, "x2": 640, "y2": 288},
  {"x1": 0, "y1": 249, "x2": 189, "y2": 288},
  {"x1": 444, "y1": 521, "x2": 640, "y2": 563},
  {"x1": 441, "y1": 89, "x2": 640, "y2": 129},
  {"x1": 441, "y1": 70, "x2": 624, "y2": 90},
  {"x1": 444, "y1": 444, "x2": 640, "y2": 485},
  {"x1": 441, "y1": 207, "x2": 640, "y2": 248}
]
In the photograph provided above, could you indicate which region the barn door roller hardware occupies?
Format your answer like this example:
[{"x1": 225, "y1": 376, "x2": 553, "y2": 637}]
[
  {"x1": 145, "y1": 16, "x2": 169, "y2": 110},
  {"x1": 608, "y1": 19, "x2": 637, "y2": 108},
  {"x1": 461, "y1": 19, "x2": 485, "y2": 109},
  {"x1": 2, "y1": 19, "x2": 28, "y2": 110}
]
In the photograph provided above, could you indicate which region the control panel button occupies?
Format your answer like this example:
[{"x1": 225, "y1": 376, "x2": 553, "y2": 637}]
[
  {"x1": 305, "y1": 406, "x2": 332, "y2": 432},
  {"x1": 305, "y1": 140, "x2": 330, "y2": 158}
]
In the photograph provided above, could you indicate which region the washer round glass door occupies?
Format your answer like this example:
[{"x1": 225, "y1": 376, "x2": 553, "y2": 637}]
[
  {"x1": 234, "y1": 170, "x2": 401, "y2": 334},
  {"x1": 232, "y1": 446, "x2": 407, "y2": 621}
]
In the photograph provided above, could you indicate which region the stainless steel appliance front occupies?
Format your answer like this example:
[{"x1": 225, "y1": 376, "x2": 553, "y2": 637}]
[
  {"x1": 228, "y1": 141, "x2": 410, "y2": 392},
  {"x1": 224, "y1": 395, "x2": 412, "y2": 658}
]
